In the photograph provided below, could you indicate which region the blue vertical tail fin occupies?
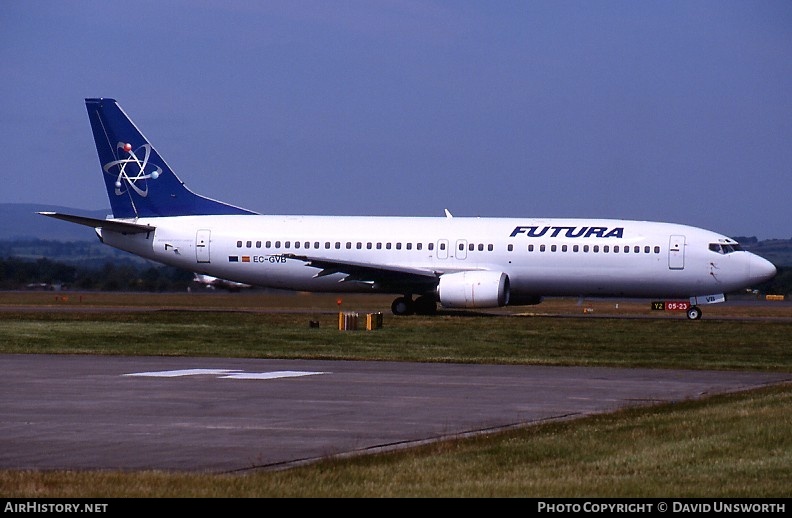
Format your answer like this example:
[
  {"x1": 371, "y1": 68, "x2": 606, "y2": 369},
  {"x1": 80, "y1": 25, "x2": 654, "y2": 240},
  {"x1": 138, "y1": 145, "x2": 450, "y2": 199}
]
[{"x1": 86, "y1": 98, "x2": 256, "y2": 218}]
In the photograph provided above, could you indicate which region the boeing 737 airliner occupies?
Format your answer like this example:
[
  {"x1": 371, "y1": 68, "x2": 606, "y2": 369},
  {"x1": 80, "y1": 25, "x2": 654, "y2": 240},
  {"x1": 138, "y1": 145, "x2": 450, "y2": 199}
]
[{"x1": 40, "y1": 98, "x2": 777, "y2": 319}]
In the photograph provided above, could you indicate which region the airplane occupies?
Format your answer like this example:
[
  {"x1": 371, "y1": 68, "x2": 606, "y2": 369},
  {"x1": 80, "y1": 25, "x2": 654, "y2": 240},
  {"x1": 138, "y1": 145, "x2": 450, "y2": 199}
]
[
  {"x1": 192, "y1": 273, "x2": 252, "y2": 292},
  {"x1": 40, "y1": 98, "x2": 777, "y2": 320}
]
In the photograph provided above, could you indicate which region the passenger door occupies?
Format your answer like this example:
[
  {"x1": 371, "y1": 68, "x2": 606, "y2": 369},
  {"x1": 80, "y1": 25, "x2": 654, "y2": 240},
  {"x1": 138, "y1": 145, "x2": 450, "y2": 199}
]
[
  {"x1": 668, "y1": 235, "x2": 685, "y2": 270},
  {"x1": 196, "y1": 229, "x2": 211, "y2": 263}
]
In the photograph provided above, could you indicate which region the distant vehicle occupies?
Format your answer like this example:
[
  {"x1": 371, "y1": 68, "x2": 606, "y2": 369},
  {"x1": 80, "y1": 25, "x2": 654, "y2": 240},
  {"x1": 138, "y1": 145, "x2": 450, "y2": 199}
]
[
  {"x1": 26, "y1": 283, "x2": 53, "y2": 291},
  {"x1": 40, "y1": 98, "x2": 777, "y2": 319}
]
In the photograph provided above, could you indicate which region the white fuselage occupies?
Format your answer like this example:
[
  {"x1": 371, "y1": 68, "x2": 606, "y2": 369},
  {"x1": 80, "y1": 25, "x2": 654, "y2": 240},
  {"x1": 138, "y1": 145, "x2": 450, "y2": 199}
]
[{"x1": 98, "y1": 215, "x2": 775, "y2": 302}]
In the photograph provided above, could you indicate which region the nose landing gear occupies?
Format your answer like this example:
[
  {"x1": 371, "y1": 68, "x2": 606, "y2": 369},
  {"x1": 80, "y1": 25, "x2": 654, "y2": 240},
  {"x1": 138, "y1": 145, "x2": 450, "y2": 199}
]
[{"x1": 686, "y1": 306, "x2": 702, "y2": 320}]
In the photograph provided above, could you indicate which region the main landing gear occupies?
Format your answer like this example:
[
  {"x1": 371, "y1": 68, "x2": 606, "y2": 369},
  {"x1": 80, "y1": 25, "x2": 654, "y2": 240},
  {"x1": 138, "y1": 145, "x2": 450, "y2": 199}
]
[{"x1": 391, "y1": 295, "x2": 437, "y2": 316}]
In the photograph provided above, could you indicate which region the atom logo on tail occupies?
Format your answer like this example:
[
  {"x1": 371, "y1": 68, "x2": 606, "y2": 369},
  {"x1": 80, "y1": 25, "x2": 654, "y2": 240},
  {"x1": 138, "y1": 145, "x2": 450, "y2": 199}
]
[{"x1": 103, "y1": 142, "x2": 162, "y2": 197}]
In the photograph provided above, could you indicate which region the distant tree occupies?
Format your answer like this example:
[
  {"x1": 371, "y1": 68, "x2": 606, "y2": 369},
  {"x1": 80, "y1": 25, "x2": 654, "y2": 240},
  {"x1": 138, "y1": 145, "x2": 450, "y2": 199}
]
[
  {"x1": 0, "y1": 254, "x2": 194, "y2": 292},
  {"x1": 758, "y1": 266, "x2": 792, "y2": 297}
]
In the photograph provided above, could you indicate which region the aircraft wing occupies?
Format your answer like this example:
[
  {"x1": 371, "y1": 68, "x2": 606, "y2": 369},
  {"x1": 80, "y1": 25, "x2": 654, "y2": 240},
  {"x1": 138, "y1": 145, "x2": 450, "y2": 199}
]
[
  {"x1": 38, "y1": 212, "x2": 155, "y2": 234},
  {"x1": 284, "y1": 253, "x2": 441, "y2": 292}
]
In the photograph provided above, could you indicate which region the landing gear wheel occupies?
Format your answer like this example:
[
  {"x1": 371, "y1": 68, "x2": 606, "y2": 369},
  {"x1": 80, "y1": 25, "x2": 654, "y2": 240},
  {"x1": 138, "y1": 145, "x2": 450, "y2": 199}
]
[
  {"x1": 391, "y1": 296, "x2": 414, "y2": 316},
  {"x1": 686, "y1": 306, "x2": 702, "y2": 320}
]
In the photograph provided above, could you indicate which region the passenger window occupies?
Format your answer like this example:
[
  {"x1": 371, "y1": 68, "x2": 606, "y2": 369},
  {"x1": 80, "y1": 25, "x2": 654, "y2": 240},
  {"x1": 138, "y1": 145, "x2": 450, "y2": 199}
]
[{"x1": 236, "y1": 241, "x2": 242, "y2": 248}]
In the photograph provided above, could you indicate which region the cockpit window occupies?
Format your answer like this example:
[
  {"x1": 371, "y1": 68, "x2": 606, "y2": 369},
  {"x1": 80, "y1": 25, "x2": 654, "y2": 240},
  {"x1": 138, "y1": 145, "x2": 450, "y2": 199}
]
[{"x1": 709, "y1": 243, "x2": 742, "y2": 254}]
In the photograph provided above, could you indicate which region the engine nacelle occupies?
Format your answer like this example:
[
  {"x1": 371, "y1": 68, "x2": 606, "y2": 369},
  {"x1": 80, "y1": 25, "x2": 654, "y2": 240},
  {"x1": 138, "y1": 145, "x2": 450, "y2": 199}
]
[{"x1": 437, "y1": 271, "x2": 510, "y2": 309}]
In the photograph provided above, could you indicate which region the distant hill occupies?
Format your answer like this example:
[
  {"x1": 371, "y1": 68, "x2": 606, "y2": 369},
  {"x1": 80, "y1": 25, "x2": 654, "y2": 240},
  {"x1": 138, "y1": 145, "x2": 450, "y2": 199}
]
[
  {"x1": 0, "y1": 203, "x2": 110, "y2": 242},
  {"x1": 0, "y1": 204, "x2": 151, "y2": 267},
  {"x1": 1, "y1": 203, "x2": 790, "y2": 266},
  {"x1": 740, "y1": 239, "x2": 792, "y2": 269}
]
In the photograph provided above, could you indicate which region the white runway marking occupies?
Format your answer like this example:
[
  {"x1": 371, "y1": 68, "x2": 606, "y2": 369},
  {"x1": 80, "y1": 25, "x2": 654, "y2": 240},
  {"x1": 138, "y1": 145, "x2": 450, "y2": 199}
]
[
  {"x1": 220, "y1": 371, "x2": 326, "y2": 380},
  {"x1": 124, "y1": 369, "x2": 238, "y2": 377},
  {"x1": 123, "y1": 369, "x2": 326, "y2": 379}
]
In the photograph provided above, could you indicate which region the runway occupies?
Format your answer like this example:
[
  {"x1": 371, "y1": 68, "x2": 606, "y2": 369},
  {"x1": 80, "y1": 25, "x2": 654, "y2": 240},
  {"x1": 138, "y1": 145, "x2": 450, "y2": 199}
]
[{"x1": 1, "y1": 354, "x2": 789, "y2": 473}]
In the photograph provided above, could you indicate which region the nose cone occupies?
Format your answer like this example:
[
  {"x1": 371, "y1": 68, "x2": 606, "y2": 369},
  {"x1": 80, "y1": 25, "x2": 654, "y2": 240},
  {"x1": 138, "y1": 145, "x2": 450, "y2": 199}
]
[{"x1": 749, "y1": 254, "x2": 777, "y2": 284}]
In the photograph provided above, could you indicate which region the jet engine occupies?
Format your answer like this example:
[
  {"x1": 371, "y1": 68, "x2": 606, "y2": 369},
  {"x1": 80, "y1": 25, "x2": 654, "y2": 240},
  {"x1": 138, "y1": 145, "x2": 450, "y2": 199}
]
[{"x1": 437, "y1": 271, "x2": 510, "y2": 309}]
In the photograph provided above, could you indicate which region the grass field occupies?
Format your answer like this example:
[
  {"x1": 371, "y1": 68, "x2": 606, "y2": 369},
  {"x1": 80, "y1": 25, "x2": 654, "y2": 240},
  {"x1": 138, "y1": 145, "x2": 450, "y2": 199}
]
[{"x1": 1, "y1": 291, "x2": 790, "y2": 497}]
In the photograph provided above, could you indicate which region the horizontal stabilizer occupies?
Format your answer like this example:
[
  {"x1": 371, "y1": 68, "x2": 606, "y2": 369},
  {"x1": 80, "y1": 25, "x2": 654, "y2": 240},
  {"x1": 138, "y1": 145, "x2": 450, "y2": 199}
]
[{"x1": 38, "y1": 212, "x2": 155, "y2": 234}]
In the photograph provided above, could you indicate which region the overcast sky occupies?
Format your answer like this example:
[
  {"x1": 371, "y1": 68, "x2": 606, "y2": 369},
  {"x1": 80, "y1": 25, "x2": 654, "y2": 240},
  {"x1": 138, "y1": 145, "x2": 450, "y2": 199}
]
[{"x1": 2, "y1": 1, "x2": 791, "y2": 239}]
